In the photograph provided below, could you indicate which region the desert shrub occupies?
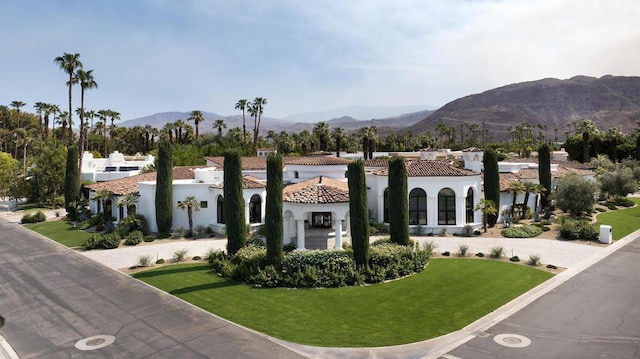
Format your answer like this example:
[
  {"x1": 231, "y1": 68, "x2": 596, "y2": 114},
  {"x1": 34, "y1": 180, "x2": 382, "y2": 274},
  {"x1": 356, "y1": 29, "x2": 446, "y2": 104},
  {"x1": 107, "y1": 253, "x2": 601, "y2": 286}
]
[
  {"x1": 143, "y1": 235, "x2": 156, "y2": 242},
  {"x1": 528, "y1": 254, "x2": 542, "y2": 266},
  {"x1": 21, "y1": 211, "x2": 47, "y2": 224},
  {"x1": 460, "y1": 225, "x2": 474, "y2": 237},
  {"x1": 559, "y1": 219, "x2": 598, "y2": 240},
  {"x1": 84, "y1": 234, "x2": 102, "y2": 250},
  {"x1": 78, "y1": 213, "x2": 104, "y2": 229},
  {"x1": 546, "y1": 264, "x2": 557, "y2": 269},
  {"x1": 476, "y1": 252, "x2": 485, "y2": 257},
  {"x1": 192, "y1": 225, "x2": 207, "y2": 239},
  {"x1": 423, "y1": 241, "x2": 437, "y2": 256},
  {"x1": 171, "y1": 226, "x2": 186, "y2": 238},
  {"x1": 156, "y1": 258, "x2": 165, "y2": 264},
  {"x1": 501, "y1": 224, "x2": 543, "y2": 238},
  {"x1": 489, "y1": 246, "x2": 505, "y2": 259},
  {"x1": 458, "y1": 244, "x2": 470, "y2": 257},
  {"x1": 192, "y1": 256, "x2": 202, "y2": 260},
  {"x1": 125, "y1": 230, "x2": 143, "y2": 245},
  {"x1": 138, "y1": 255, "x2": 153, "y2": 267},
  {"x1": 119, "y1": 214, "x2": 148, "y2": 234},
  {"x1": 205, "y1": 248, "x2": 227, "y2": 263},
  {"x1": 84, "y1": 232, "x2": 121, "y2": 250},
  {"x1": 172, "y1": 249, "x2": 189, "y2": 263},
  {"x1": 371, "y1": 222, "x2": 388, "y2": 234},
  {"x1": 509, "y1": 256, "x2": 520, "y2": 262}
]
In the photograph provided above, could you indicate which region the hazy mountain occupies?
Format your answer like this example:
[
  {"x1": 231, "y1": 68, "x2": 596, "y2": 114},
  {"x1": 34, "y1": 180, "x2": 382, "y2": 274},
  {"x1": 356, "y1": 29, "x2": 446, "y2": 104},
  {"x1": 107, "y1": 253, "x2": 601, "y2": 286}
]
[
  {"x1": 408, "y1": 75, "x2": 640, "y2": 141},
  {"x1": 280, "y1": 104, "x2": 435, "y2": 123}
]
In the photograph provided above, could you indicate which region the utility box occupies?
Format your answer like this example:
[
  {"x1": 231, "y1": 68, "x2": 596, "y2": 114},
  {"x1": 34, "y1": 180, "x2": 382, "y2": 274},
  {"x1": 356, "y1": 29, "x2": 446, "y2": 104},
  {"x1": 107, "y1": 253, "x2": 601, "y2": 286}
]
[{"x1": 599, "y1": 225, "x2": 612, "y2": 244}]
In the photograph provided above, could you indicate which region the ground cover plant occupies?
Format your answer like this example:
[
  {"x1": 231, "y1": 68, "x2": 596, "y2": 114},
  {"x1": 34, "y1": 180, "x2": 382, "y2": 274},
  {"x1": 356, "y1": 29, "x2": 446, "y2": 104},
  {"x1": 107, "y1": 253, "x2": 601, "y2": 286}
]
[
  {"x1": 24, "y1": 220, "x2": 91, "y2": 249},
  {"x1": 596, "y1": 197, "x2": 640, "y2": 240},
  {"x1": 501, "y1": 224, "x2": 543, "y2": 238},
  {"x1": 133, "y1": 259, "x2": 552, "y2": 347}
]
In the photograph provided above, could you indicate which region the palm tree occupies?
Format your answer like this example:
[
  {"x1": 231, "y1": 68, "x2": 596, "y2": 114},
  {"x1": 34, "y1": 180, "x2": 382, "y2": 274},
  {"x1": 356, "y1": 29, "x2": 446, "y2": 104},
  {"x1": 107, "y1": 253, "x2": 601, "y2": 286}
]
[
  {"x1": 91, "y1": 188, "x2": 112, "y2": 221},
  {"x1": 33, "y1": 102, "x2": 46, "y2": 138},
  {"x1": 332, "y1": 127, "x2": 346, "y2": 157},
  {"x1": 54, "y1": 53, "x2": 82, "y2": 144},
  {"x1": 577, "y1": 119, "x2": 597, "y2": 163},
  {"x1": 177, "y1": 195, "x2": 200, "y2": 235},
  {"x1": 507, "y1": 181, "x2": 525, "y2": 219},
  {"x1": 107, "y1": 110, "x2": 120, "y2": 153},
  {"x1": 251, "y1": 97, "x2": 267, "y2": 153},
  {"x1": 606, "y1": 127, "x2": 625, "y2": 163},
  {"x1": 10, "y1": 101, "x2": 26, "y2": 129},
  {"x1": 57, "y1": 111, "x2": 70, "y2": 142},
  {"x1": 474, "y1": 199, "x2": 497, "y2": 233},
  {"x1": 313, "y1": 121, "x2": 330, "y2": 151},
  {"x1": 235, "y1": 99, "x2": 249, "y2": 144},
  {"x1": 521, "y1": 181, "x2": 538, "y2": 217},
  {"x1": 213, "y1": 119, "x2": 227, "y2": 137},
  {"x1": 173, "y1": 119, "x2": 187, "y2": 143},
  {"x1": 187, "y1": 110, "x2": 204, "y2": 138},
  {"x1": 76, "y1": 69, "x2": 98, "y2": 158},
  {"x1": 116, "y1": 193, "x2": 138, "y2": 218},
  {"x1": 297, "y1": 130, "x2": 314, "y2": 154}
]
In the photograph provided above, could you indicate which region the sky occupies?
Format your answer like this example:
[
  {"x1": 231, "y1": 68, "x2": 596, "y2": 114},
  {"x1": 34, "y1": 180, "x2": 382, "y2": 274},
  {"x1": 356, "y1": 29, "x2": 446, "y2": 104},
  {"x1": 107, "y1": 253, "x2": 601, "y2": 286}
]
[{"x1": 1, "y1": 0, "x2": 639, "y2": 121}]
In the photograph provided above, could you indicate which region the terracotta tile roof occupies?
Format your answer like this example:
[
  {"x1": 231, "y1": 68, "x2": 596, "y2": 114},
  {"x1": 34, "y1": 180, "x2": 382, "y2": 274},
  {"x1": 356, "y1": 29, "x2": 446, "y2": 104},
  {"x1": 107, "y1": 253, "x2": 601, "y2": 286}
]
[
  {"x1": 86, "y1": 166, "x2": 201, "y2": 196},
  {"x1": 205, "y1": 156, "x2": 268, "y2": 170},
  {"x1": 364, "y1": 159, "x2": 390, "y2": 168},
  {"x1": 283, "y1": 176, "x2": 349, "y2": 204},
  {"x1": 374, "y1": 160, "x2": 479, "y2": 177},
  {"x1": 516, "y1": 168, "x2": 539, "y2": 180},
  {"x1": 499, "y1": 173, "x2": 520, "y2": 192},
  {"x1": 283, "y1": 156, "x2": 352, "y2": 166},
  {"x1": 462, "y1": 147, "x2": 483, "y2": 152},
  {"x1": 309, "y1": 151, "x2": 333, "y2": 156},
  {"x1": 504, "y1": 157, "x2": 594, "y2": 170},
  {"x1": 208, "y1": 175, "x2": 266, "y2": 190}
]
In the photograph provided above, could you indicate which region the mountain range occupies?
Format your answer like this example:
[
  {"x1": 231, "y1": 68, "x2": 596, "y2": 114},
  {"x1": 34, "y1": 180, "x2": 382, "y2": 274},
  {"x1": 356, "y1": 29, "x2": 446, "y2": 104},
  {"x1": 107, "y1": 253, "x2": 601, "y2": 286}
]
[{"x1": 120, "y1": 75, "x2": 640, "y2": 141}]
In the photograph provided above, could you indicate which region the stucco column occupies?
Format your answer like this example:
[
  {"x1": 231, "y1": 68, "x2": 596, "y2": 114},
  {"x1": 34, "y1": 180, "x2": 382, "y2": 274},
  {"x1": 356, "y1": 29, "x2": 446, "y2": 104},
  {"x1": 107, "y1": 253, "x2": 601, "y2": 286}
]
[
  {"x1": 457, "y1": 195, "x2": 466, "y2": 226},
  {"x1": 296, "y1": 219, "x2": 305, "y2": 250},
  {"x1": 244, "y1": 200, "x2": 250, "y2": 225},
  {"x1": 334, "y1": 220, "x2": 343, "y2": 249},
  {"x1": 283, "y1": 216, "x2": 291, "y2": 244}
]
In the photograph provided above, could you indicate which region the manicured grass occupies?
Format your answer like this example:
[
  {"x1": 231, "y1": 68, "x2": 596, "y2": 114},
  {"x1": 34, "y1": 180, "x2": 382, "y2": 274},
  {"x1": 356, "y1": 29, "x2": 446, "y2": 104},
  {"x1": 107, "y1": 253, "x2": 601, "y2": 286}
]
[
  {"x1": 596, "y1": 197, "x2": 640, "y2": 240},
  {"x1": 134, "y1": 259, "x2": 552, "y2": 347},
  {"x1": 24, "y1": 220, "x2": 91, "y2": 249}
]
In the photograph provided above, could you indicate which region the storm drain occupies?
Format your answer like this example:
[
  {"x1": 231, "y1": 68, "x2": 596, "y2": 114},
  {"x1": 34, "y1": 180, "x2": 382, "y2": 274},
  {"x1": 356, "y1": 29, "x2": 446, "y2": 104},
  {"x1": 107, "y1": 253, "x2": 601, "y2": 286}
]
[
  {"x1": 74, "y1": 335, "x2": 116, "y2": 351},
  {"x1": 493, "y1": 333, "x2": 531, "y2": 348}
]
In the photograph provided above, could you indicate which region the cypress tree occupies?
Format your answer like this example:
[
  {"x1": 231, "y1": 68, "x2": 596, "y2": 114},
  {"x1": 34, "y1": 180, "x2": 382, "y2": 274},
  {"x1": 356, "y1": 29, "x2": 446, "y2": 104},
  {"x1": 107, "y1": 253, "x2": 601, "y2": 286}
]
[
  {"x1": 483, "y1": 149, "x2": 500, "y2": 227},
  {"x1": 388, "y1": 157, "x2": 409, "y2": 245},
  {"x1": 224, "y1": 150, "x2": 247, "y2": 255},
  {"x1": 64, "y1": 145, "x2": 80, "y2": 220},
  {"x1": 265, "y1": 154, "x2": 283, "y2": 266},
  {"x1": 538, "y1": 144, "x2": 552, "y2": 215},
  {"x1": 155, "y1": 141, "x2": 173, "y2": 235},
  {"x1": 348, "y1": 160, "x2": 369, "y2": 269}
]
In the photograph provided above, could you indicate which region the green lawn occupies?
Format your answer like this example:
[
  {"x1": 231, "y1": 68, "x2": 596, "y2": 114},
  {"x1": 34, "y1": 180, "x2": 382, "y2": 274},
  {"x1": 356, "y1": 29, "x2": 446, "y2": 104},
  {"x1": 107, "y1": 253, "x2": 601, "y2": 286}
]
[
  {"x1": 134, "y1": 259, "x2": 552, "y2": 347},
  {"x1": 596, "y1": 197, "x2": 640, "y2": 240},
  {"x1": 24, "y1": 220, "x2": 91, "y2": 249}
]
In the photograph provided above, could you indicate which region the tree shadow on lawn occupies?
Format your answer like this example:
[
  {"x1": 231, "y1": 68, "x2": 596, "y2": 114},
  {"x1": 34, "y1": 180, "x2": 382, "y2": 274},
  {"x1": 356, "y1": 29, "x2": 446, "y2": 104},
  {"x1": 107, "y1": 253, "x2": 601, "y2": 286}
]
[
  {"x1": 134, "y1": 264, "x2": 211, "y2": 279},
  {"x1": 169, "y1": 280, "x2": 240, "y2": 295}
]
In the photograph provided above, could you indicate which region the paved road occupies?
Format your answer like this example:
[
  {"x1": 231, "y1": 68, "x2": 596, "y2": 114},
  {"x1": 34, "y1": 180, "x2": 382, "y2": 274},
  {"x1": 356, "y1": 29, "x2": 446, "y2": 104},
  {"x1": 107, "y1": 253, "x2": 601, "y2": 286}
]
[
  {"x1": 445, "y1": 236, "x2": 640, "y2": 359},
  {"x1": 0, "y1": 219, "x2": 305, "y2": 358}
]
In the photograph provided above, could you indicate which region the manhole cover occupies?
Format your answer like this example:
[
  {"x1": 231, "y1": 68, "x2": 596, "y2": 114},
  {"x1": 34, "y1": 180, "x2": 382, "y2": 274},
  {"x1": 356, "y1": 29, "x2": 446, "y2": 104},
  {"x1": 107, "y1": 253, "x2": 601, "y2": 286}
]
[
  {"x1": 74, "y1": 335, "x2": 116, "y2": 351},
  {"x1": 493, "y1": 334, "x2": 531, "y2": 348}
]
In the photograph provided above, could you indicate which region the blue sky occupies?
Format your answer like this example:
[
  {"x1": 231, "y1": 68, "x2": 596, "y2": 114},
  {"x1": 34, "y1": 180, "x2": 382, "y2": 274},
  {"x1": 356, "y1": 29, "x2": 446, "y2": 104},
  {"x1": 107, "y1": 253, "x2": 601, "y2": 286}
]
[{"x1": 1, "y1": 0, "x2": 639, "y2": 120}]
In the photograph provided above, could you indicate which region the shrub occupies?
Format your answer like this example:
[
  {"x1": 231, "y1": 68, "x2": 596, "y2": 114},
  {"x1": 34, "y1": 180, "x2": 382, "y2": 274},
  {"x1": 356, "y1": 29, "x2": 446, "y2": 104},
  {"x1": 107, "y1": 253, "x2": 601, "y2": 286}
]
[
  {"x1": 125, "y1": 230, "x2": 143, "y2": 246},
  {"x1": 21, "y1": 211, "x2": 47, "y2": 224},
  {"x1": 171, "y1": 226, "x2": 186, "y2": 238},
  {"x1": 476, "y1": 252, "x2": 485, "y2": 257},
  {"x1": 192, "y1": 225, "x2": 207, "y2": 239},
  {"x1": 156, "y1": 258, "x2": 165, "y2": 264},
  {"x1": 595, "y1": 207, "x2": 607, "y2": 212},
  {"x1": 528, "y1": 254, "x2": 542, "y2": 267},
  {"x1": 489, "y1": 246, "x2": 505, "y2": 259},
  {"x1": 546, "y1": 264, "x2": 558, "y2": 270},
  {"x1": 509, "y1": 256, "x2": 520, "y2": 262},
  {"x1": 143, "y1": 235, "x2": 156, "y2": 242},
  {"x1": 247, "y1": 236, "x2": 266, "y2": 247},
  {"x1": 79, "y1": 213, "x2": 104, "y2": 229},
  {"x1": 559, "y1": 219, "x2": 598, "y2": 240},
  {"x1": 501, "y1": 224, "x2": 543, "y2": 238},
  {"x1": 138, "y1": 255, "x2": 153, "y2": 267},
  {"x1": 283, "y1": 242, "x2": 297, "y2": 253},
  {"x1": 606, "y1": 202, "x2": 618, "y2": 210},
  {"x1": 119, "y1": 214, "x2": 148, "y2": 234},
  {"x1": 460, "y1": 225, "x2": 474, "y2": 237},
  {"x1": 457, "y1": 244, "x2": 469, "y2": 257},
  {"x1": 192, "y1": 256, "x2": 202, "y2": 261},
  {"x1": 441, "y1": 251, "x2": 450, "y2": 256},
  {"x1": 172, "y1": 249, "x2": 189, "y2": 263},
  {"x1": 85, "y1": 232, "x2": 121, "y2": 250},
  {"x1": 423, "y1": 241, "x2": 437, "y2": 256},
  {"x1": 372, "y1": 222, "x2": 388, "y2": 234},
  {"x1": 613, "y1": 197, "x2": 635, "y2": 207}
]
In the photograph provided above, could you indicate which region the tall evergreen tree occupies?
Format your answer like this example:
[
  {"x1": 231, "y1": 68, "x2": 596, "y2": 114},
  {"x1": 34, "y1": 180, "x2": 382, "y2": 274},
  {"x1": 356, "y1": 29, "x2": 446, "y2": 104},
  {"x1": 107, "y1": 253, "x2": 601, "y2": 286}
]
[
  {"x1": 155, "y1": 141, "x2": 173, "y2": 235},
  {"x1": 348, "y1": 160, "x2": 369, "y2": 269},
  {"x1": 64, "y1": 145, "x2": 80, "y2": 220},
  {"x1": 224, "y1": 150, "x2": 247, "y2": 255},
  {"x1": 538, "y1": 144, "x2": 552, "y2": 216},
  {"x1": 483, "y1": 149, "x2": 500, "y2": 226},
  {"x1": 265, "y1": 154, "x2": 283, "y2": 266},
  {"x1": 388, "y1": 157, "x2": 409, "y2": 245}
]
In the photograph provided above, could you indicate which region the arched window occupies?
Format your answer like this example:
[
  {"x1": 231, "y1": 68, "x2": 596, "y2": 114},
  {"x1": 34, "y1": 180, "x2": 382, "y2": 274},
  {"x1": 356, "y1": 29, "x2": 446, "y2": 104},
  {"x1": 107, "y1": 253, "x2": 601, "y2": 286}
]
[
  {"x1": 466, "y1": 188, "x2": 474, "y2": 223},
  {"x1": 383, "y1": 188, "x2": 389, "y2": 223},
  {"x1": 294, "y1": 171, "x2": 299, "y2": 179},
  {"x1": 217, "y1": 195, "x2": 224, "y2": 224},
  {"x1": 438, "y1": 188, "x2": 456, "y2": 225},
  {"x1": 105, "y1": 199, "x2": 112, "y2": 219},
  {"x1": 409, "y1": 188, "x2": 427, "y2": 225},
  {"x1": 249, "y1": 194, "x2": 262, "y2": 224}
]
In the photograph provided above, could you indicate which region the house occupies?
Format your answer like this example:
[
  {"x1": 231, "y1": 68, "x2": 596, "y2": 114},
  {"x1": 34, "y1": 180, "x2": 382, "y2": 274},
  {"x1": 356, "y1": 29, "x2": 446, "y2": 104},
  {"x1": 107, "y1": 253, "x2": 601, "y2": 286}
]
[
  {"x1": 86, "y1": 152, "x2": 486, "y2": 249},
  {"x1": 81, "y1": 151, "x2": 155, "y2": 182}
]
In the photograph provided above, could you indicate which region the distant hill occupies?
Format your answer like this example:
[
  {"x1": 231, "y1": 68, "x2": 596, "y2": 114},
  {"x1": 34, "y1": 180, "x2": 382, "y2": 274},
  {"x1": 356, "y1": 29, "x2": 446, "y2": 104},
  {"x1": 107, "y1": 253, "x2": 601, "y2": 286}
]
[
  {"x1": 280, "y1": 104, "x2": 435, "y2": 123},
  {"x1": 408, "y1": 75, "x2": 640, "y2": 141}
]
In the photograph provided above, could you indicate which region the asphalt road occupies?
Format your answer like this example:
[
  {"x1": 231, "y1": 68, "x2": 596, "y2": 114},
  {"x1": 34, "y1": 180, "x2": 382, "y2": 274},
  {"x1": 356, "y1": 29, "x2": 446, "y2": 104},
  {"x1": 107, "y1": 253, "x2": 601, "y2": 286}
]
[
  {"x1": 0, "y1": 219, "x2": 305, "y2": 358},
  {"x1": 445, "y1": 236, "x2": 640, "y2": 359}
]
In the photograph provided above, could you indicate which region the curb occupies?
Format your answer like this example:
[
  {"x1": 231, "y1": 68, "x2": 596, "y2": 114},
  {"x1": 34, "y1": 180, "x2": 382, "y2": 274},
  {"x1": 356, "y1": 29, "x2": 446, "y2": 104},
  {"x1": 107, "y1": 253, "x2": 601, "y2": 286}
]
[{"x1": 0, "y1": 335, "x2": 19, "y2": 359}]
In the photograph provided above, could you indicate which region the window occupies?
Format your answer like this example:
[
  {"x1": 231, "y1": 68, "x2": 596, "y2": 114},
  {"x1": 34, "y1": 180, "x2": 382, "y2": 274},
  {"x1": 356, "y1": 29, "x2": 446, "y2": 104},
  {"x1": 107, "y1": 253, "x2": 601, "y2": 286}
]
[
  {"x1": 294, "y1": 171, "x2": 299, "y2": 179},
  {"x1": 217, "y1": 195, "x2": 224, "y2": 224},
  {"x1": 438, "y1": 188, "x2": 456, "y2": 225},
  {"x1": 465, "y1": 188, "x2": 474, "y2": 223},
  {"x1": 200, "y1": 201, "x2": 208, "y2": 209},
  {"x1": 249, "y1": 194, "x2": 262, "y2": 223},
  {"x1": 105, "y1": 199, "x2": 112, "y2": 217},
  {"x1": 383, "y1": 188, "x2": 389, "y2": 223},
  {"x1": 409, "y1": 188, "x2": 427, "y2": 225},
  {"x1": 312, "y1": 212, "x2": 332, "y2": 227}
]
